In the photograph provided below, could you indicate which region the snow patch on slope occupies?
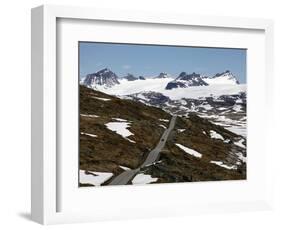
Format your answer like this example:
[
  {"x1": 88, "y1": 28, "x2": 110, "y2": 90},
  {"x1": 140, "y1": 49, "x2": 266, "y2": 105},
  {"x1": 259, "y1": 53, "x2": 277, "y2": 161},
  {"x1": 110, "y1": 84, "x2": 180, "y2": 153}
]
[
  {"x1": 175, "y1": 143, "x2": 202, "y2": 158},
  {"x1": 79, "y1": 170, "x2": 113, "y2": 186},
  {"x1": 92, "y1": 96, "x2": 111, "y2": 101},
  {"x1": 234, "y1": 139, "x2": 246, "y2": 149},
  {"x1": 210, "y1": 130, "x2": 224, "y2": 140},
  {"x1": 204, "y1": 76, "x2": 237, "y2": 85},
  {"x1": 132, "y1": 173, "x2": 158, "y2": 185},
  {"x1": 80, "y1": 114, "x2": 99, "y2": 118},
  {"x1": 119, "y1": 165, "x2": 131, "y2": 171},
  {"x1": 80, "y1": 132, "x2": 98, "y2": 138},
  {"x1": 105, "y1": 121, "x2": 135, "y2": 143},
  {"x1": 210, "y1": 161, "x2": 237, "y2": 170}
]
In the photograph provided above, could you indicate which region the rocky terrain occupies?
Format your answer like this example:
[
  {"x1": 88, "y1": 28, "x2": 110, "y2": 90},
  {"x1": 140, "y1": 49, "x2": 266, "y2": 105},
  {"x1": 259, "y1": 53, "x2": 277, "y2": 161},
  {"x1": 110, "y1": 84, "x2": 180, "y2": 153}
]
[
  {"x1": 79, "y1": 85, "x2": 246, "y2": 187},
  {"x1": 166, "y1": 72, "x2": 208, "y2": 89},
  {"x1": 125, "y1": 90, "x2": 246, "y2": 137},
  {"x1": 81, "y1": 68, "x2": 246, "y2": 137},
  {"x1": 122, "y1": 73, "x2": 146, "y2": 81}
]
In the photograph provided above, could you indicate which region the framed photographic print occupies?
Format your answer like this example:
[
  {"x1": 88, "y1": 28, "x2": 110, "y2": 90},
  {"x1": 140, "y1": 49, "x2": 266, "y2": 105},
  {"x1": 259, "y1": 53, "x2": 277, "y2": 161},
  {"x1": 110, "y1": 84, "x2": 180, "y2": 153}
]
[
  {"x1": 31, "y1": 5, "x2": 274, "y2": 225},
  {"x1": 78, "y1": 42, "x2": 247, "y2": 186}
]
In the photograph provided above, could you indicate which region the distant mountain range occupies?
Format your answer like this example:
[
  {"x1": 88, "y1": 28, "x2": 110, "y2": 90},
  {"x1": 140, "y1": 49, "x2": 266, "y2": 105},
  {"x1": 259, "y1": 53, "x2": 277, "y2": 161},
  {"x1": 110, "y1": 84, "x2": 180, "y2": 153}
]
[
  {"x1": 123, "y1": 73, "x2": 146, "y2": 81},
  {"x1": 81, "y1": 68, "x2": 241, "y2": 90},
  {"x1": 166, "y1": 72, "x2": 209, "y2": 89},
  {"x1": 80, "y1": 68, "x2": 246, "y2": 137}
]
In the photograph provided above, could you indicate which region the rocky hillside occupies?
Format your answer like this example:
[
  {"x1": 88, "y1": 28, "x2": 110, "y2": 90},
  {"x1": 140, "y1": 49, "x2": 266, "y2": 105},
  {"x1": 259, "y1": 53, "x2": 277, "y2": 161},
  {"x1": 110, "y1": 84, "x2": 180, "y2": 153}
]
[
  {"x1": 79, "y1": 85, "x2": 171, "y2": 184},
  {"x1": 125, "y1": 90, "x2": 247, "y2": 137},
  {"x1": 142, "y1": 113, "x2": 246, "y2": 183},
  {"x1": 79, "y1": 85, "x2": 246, "y2": 186}
]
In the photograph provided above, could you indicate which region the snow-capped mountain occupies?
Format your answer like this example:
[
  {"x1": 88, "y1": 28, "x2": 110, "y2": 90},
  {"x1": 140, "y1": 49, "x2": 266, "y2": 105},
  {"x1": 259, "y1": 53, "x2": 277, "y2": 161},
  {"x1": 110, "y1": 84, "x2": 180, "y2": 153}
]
[
  {"x1": 203, "y1": 70, "x2": 240, "y2": 85},
  {"x1": 165, "y1": 72, "x2": 208, "y2": 90},
  {"x1": 154, "y1": 72, "x2": 171, "y2": 79},
  {"x1": 81, "y1": 68, "x2": 246, "y2": 136},
  {"x1": 79, "y1": 75, "x2": 86, "y2": 84},
  {"x1": 123, "y1": 74, "x2": 147, "y2": 81},
  {"x1": 165, "y1": 71, "x2": 240, "y2": 90},
  {"x1": 123, "y1": 73, "x2": 138, "y2": 81},
  {"x1": 82, "y1": 68, "x2": 120, "y2": 88}
]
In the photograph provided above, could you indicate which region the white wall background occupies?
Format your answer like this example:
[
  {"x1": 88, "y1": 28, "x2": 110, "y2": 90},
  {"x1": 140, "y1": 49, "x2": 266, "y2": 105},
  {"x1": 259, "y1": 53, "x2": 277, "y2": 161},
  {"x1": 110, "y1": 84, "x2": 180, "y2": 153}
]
[{"x1": 0, "y1": 0, "x2": 280, "y2": 229}]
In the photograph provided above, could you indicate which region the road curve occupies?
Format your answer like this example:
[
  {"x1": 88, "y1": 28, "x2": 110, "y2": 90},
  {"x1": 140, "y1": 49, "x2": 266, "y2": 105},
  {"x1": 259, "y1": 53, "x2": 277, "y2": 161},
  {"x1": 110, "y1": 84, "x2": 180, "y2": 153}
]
[{"x1": 109, "y1": 115, "x2": 177, "y2": 185}]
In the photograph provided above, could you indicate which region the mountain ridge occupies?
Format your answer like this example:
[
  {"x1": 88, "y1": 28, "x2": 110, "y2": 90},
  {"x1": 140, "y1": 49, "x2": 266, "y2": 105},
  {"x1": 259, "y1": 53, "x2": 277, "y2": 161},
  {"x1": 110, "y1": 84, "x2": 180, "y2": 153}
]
[{"x1": 82, "y1": 68, "x2": 241, "y2": 90}]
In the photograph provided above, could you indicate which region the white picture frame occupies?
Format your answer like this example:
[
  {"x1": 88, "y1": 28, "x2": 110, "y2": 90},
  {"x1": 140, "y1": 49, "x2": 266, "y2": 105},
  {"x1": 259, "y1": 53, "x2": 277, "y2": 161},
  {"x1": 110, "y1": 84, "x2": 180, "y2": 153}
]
[{"x1": 31, "y1": 4, "x2": 274, "y2": 225}]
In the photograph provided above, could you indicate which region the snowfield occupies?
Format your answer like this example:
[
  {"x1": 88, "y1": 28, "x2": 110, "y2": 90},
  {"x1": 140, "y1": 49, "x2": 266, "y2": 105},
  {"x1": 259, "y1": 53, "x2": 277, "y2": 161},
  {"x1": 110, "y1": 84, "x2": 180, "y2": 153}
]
[
  {"x1": 199, "y1": 103, "x2": 213, "y2": 111},
  {"x1": 210, "y1": 161, "x2": 237, "y2": 170},
  {"x1": 80, "y1": 132, "x2": 97, "y2": 138},
  {"x1": 234, "y1": 139, "x2": 246, "y2": 149},
  {"x1": 233, "y1": 104, "x2": 243, "y2": 112},
  {"x1": 203, "y1": 75, "x2": 238, "y2": 85},
  {"x1": 97, "y1": 77, "x2": 246, "y2": 100},
  {"x1": 79, "y1": 170, "x2": 113, "y2": 186},
  {"x1": 85, "y1": 74, "x2": 247, "y2": 144},
  {"x1": 175, "y1": 143, "x2": 202, "y2": 158},
  {"x1": 132, "y1": 173, "x2": 158, "y2": 185},
  {"x1": 159, "y1": 118, "x2": 169, "y2": 122},
  {"x1": 91, "y1": 77, "x2": 247, "y2": 139},
  {"x1": 235, "y1": 152, "x2": 247, "y2": 163},
  {"x1": 92, "y1": 96, "x2": 111, "y2": 101},
  {"x1": 210, "y1": 130, "x2": 224, "y2": 140},
  {"x1": 225, "y1": 126, "x2": 247, "y2": 137},
  {"x1": 112, "y1": 118, "x2": 128, "y2": 122},
  {"x1": 163, "y1": 84, "x2": 246, "y2": 100},
  {"x1": 119, "y1": 165, "x2": 131, "y2": 171},
  {"x1": 105, "y1": 121, "x2": 133, "y2": 137},
  {"x1": 80, "y1": 114, "x2": 99, "y2": 118},
  {"x1": 105, "y1": 121, "x2": 135, "y2": 143},
  {"x1": 177, "y1": 129, "x2": 186, "y2": 133},
  {"x1": 98, "y1": 78, "x2": 173, "y2": 95},
  {"x1": 199, "y1": 114, "x2": 246, "y2": 137}
]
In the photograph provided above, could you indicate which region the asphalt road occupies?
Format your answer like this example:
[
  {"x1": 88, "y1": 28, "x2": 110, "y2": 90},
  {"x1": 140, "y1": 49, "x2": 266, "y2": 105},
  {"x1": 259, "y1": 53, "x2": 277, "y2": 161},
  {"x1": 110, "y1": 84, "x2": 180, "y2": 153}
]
[{"x1": 109, "y1": 115, "x2": 177, "y2": 185}]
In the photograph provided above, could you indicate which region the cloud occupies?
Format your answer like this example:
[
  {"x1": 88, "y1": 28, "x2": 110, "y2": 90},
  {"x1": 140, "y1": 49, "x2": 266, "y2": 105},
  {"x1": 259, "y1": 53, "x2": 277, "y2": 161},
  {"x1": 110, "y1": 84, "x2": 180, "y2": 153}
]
[{"x1": 122, "y1": 65, "x2": 131, "y2": 70}]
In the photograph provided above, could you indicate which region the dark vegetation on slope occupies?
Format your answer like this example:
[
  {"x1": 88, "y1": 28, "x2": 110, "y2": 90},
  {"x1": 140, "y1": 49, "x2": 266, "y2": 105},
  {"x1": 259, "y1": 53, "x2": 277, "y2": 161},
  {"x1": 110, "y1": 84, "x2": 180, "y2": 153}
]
[
  {"x1": 80, "y1": 85, "x2": 171, "y2": 177},
  {"x1": 79, "y1": 85, "x2": 246, "y2": 186},
  {"x1": 141, "y1": 114, "x2": 246, "y2": 183}
]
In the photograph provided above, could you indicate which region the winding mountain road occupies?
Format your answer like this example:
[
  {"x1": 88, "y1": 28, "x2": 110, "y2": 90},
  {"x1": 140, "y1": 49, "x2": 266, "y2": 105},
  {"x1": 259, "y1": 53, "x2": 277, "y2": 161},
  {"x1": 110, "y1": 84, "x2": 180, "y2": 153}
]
[{"x1": 109, "y1": 115, "x2": 177, "y2": 185}]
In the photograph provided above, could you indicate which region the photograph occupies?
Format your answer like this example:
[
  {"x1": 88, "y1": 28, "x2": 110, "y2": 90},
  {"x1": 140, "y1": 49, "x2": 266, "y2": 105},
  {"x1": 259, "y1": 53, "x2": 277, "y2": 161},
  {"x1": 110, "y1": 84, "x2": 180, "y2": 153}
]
[{"x1": 78, "y1": 42, "x2": 247, "y2": 187}]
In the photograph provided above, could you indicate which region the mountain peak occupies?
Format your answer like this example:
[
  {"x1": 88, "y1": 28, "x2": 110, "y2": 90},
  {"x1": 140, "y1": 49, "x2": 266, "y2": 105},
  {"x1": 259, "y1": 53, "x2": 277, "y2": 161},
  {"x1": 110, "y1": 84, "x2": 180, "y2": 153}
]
[
  {"x1": 166, "y1": 72, "x2": 208, "y2": 90},
  {"x1": 177, "y1": 72, "x2": 202, "y2": 81},
  {"x1": 154, "y1": 72, "x2": 170, "y2": 79},
  {"x1": 97, "y1": 68, "x2": 110, "y2": 73},
  {"x1": 82, "y1": 68, "x2": 120, "y2": 88},
  {"x1": 123, "y1": 73, "x2": 138, "y2": 81},
  {"x1": 214, "y1": 70, "x2": 232, "y2": 77},
  {"x1": 205, "y1": 70, "x2": 240, "y2": 85}
]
